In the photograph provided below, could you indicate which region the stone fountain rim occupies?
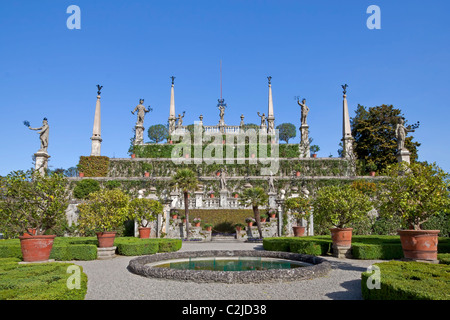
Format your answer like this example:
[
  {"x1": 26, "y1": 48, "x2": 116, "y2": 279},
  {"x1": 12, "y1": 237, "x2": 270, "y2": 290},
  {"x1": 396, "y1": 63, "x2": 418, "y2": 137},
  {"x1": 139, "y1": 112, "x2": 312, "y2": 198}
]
[{"x1": 127, "y1": 250, "x2": 331, "y2": 284}]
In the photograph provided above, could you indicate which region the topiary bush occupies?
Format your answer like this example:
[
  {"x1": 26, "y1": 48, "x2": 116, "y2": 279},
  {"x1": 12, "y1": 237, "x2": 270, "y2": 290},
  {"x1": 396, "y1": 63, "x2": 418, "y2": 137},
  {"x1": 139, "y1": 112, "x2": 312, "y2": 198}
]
[{"x1": 73, "y1": 179, "x2": 101, "y2": 199}]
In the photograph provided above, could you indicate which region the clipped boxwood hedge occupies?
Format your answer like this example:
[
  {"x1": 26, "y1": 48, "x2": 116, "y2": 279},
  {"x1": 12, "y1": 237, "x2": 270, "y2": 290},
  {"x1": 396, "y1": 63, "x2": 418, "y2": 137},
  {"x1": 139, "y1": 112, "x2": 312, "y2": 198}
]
[
  {"x1": 0, "y1": 258, "x2": 88, "y2": 300},
  {"x1": 77, "y1": 156, "x2": 110, "y2": 177},
  {"x1": 115, "y1": 238, "x2": 182, "y2": 256},
  {"x1": 361, "y1": 261, "x2": 450, "y2": 300},
  {"x1": 263, "y1": 236, "x2": 450, "y2": 260}
]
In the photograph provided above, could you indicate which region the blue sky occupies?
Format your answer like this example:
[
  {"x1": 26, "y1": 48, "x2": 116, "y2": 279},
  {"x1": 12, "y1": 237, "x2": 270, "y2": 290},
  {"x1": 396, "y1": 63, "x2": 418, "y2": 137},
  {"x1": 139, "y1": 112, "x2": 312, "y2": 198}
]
[{"x1": 0, "y1": 0, "x2": 449, "y2": 175}]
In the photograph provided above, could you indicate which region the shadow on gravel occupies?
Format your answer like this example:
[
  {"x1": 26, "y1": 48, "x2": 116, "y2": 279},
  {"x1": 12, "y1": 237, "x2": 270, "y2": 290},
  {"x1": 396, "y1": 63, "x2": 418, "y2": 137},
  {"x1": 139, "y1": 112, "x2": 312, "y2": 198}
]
[
  {"x1": 325, "y1": 279, "x2": 363, "y2": 300},
  {"x1": 326, "y1": 259, "x2": 369, "y2": 273}
]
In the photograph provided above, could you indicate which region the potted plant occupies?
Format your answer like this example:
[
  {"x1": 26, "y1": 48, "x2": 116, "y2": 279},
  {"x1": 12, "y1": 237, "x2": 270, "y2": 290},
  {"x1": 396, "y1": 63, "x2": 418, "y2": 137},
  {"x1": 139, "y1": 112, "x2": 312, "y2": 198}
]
[
  {"x1": 0, "y1": 170, "x2": 70, "y2": 262},
  {"x1": 232, "y1": 192, "x2": 239, "y2": 198},
  {"x1": 170, "y1": 210, "x2": 179, "y2": 220},
  {"x1": 285, "y1": 195, "x2": 313, "y2": 237},
  {"x1": 366, "y1": 161, "x2": 377, "y2": 177},
  {"x1": 77, "y1": 188, "x2": 130, "y2": 247},
  {"x1": 310, "y1": 145, "x2": 320, "y2": 158},
  {"x1": 204, "y1": 223, "x2": 213, "y2": 232},
  {"x1": 193, "y1": 217, "x2": 201, "y2": 227},
  {"x1": 377, "y1": 162, "x2": 450, "y2": 261},
  {"x1": 208, "y1": 190, "x2": 215, "y2": 198},
  {"x1": 79, "y1": 172, "x2": 85, "y2": 178},
  {"x1": 141, "y1": 163, "x2": 152, "y2": 178},
  {"x1": 235, "y1": 223, "x2": 245, "y2": 232},
  {"x1": 260, "y1": 213, "x2": 268, "y2": 223},
  {"x1": 268, "y1": 208, "x2": 277, "y2": 219},
  {"x1": 128, "y1": 198, "x2": 162, "y2": 239},
  {"x1": 245, "y1": 217, "x2": 256, "y2": 227},
  {"x1": 181, "y1": 215, "x2": 186, "y2": 223},
  {"x1": 313, "y1": 185, "x2": 372, "y2": 247}
]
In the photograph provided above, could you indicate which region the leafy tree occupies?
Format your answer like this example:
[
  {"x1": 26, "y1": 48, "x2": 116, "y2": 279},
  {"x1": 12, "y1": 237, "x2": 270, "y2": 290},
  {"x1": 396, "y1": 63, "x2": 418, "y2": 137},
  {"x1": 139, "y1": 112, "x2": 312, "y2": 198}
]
[
  {"x1": 171, "y1": 169, "x2": 198, "y2": 239},
  {"x1": 276, "y1": 123, "x2": 296, "y2": 143},
  {"x1": 376, "y1": 162, "x2": 450, "y2": 230},
  {"x1": 147, "y1": 124, "x2": 169, "y2": 144},
  {"x1": 0, "y1": 170, "x2": 70, "y2": 237},
  {"x1": 77, "y1": 188, "x2": 130, "y2": 234},
  {"x1": 128, "y1": 198, "x2": 163, "y2": 228},
  {"x1": 312, "y1": 185, "x2": 373, "y2": 229},
  {"x1": 285, "y1": 195, "x2": 312, "y2": 235},
  {"x1": 350, "y1": 104, "x2": 420, "y2": 172},
  {"x1": 73, "y1": 179, "x2": 100, "y2": 199},
  {"x1": 239, "y1": 187, "x2": 269, "y2": 238}
]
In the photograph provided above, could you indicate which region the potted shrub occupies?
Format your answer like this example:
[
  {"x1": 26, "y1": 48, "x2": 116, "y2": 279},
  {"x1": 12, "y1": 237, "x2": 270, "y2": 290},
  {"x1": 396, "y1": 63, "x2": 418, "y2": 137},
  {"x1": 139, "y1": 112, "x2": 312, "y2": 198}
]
[
  {"x1": 268, "y1": 208, "x2": 277, "y2": 219},
  {"x1": 208, "y1": 190, "x2": 215, "y2": 198},
  {"x1": 128, "y1": 198, "x2": 162, "y2": 239},
  {"x1": 366, "y1": 161, "x2": 377, "y2": 177},
  {"x1": 204, "y1": 223, "x2": 213, "y2": 232},
  {"x1": 193, "y1": 217, "x2": 201, "y2": 227},
  {"x1": 313, "y1": 185, "x2": 372, "y2": 247},
  {"x1": 377, "y1": 162, "x2": 450, "y2": 261},
  {"x1": 310, "y1": 145, "x2": 320, "y2": 158},
  {"x1": 285, "y1": 195, "x2": 313, "y2": 237},
  {"x1": 77, "y1": 188, "x2": 130, "y2": 247},
  {"x1": 141, "y1": 163, "x2": 152, "y2": 178},
  {"x1": 245, "y1": 217, "x2": 256, "y2": 227},
  {"x1": 0, "y1": 170, "x2": 70, "y2": 262},
  {"x1": 235, "y1": 223, "x2": 245, "y2": 232},
  {"x1": 232, "y1": 192, "x2": 239, "y2": 198},
  {"x1": 260, "y1": 213, "x2": 268, "y2": 223},
  {"x1": 181, "y1": 215, "x2": 186, "y2": 223},
  {"x1": 170, "y1": 210, "x2": 179, "y2": 219}
]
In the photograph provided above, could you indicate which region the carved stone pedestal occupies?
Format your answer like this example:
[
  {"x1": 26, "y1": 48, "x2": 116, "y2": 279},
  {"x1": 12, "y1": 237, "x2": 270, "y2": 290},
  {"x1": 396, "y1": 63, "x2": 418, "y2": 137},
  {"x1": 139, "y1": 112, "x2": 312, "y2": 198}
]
[
  {"x1": 332, "y1": 245, "x2": 352, "y2": 259},
  {"x1": 396, "y1": 150, "x2": 411, "y2": 164},
  {"x1": 97, "y1": 247, "x2": 116, "y2": 260},
  {"x1": 135, "y1": 124, "x2": 144, "y2": 145},
  {"x1": 34, "y1": 151, "x2": 50, "y2": 176}
]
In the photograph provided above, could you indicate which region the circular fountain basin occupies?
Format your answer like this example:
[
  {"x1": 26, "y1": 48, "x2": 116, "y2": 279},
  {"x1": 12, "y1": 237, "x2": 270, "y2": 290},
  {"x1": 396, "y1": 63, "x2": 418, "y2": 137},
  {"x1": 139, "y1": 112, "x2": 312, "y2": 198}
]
[{"x1": 128, "y1": 250, "x2": 331, "y2": 283}]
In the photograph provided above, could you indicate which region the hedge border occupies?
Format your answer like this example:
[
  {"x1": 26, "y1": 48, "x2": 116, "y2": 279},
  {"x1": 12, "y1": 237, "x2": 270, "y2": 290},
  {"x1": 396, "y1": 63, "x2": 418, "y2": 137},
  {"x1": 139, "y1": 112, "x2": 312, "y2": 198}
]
[{"x1": 361, "y1": 261, "x2": 450, "y2": 300}]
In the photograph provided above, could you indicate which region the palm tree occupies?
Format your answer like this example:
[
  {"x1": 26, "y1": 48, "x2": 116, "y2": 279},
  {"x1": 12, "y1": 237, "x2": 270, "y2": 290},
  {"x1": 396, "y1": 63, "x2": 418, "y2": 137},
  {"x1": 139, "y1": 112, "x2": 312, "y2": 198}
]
[
  {"x1": 239, "y1": 187, "x2": 269, "y2": 239},
  {"x1": 171, "y1": 169, "x2": 198, "y2": 239}
]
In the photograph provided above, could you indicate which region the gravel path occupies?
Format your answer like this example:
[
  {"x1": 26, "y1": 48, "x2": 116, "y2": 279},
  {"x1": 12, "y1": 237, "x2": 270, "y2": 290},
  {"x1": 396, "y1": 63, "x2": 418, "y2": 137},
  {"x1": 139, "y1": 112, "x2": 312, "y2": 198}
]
[{"x1": 74, "y1": 242, "x2": 382, "y2": 300}]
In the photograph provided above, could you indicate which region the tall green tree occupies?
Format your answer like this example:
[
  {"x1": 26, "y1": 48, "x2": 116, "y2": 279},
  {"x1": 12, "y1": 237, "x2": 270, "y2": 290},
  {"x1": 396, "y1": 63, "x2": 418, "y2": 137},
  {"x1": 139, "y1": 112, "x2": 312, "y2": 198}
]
[
  {"x1": 276, "y1": 123, "x2": 296, "y2": 143},
  {"x1": 239, "y1": 187, "x2": 269, "y2": 238},
  {"x1": 171, "y1": 169, "x2": 198, "y2": 239},
  {"x1": 147, "y1": 124, "x2": 169, "y2": 144},
  {"x1": 350, "y1": 104, "x2": 420, "y2": 172}
]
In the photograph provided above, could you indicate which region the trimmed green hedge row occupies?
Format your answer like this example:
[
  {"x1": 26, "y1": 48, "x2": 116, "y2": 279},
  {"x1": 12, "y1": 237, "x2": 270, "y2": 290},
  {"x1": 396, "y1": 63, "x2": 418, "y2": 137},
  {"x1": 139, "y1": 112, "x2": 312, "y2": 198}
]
[
  {"x1": 0, "y1": 258, "x2": 88, "y2": 300},
  {"x1": 361, "y1": 261, "x2": 450, "y2": 300},
  {"x1": 0, "y1": 237, "x2": 182, "y2": 260},
  {"x1": 263, "y1": 236, "x2": 450, "y2": 259}
]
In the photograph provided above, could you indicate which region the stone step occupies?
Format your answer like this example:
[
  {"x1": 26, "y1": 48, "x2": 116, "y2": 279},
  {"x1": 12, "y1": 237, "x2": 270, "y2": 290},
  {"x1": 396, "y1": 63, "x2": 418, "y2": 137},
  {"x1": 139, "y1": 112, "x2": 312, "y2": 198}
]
[{"x1": 211, "y1": 235, "x2": 241, "y2": 242}]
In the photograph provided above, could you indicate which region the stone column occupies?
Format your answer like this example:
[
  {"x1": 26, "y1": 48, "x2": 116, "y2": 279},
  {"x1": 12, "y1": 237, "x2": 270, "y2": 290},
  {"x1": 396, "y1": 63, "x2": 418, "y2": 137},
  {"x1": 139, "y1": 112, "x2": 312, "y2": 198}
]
[
  {"x1": 298, "y1": 124, "x2": 310, "y2": 158},
  {"x1": 162, "y1": 199, "x2": 172, "y2": 237},
  {"x1": 275, "y1": 196, "x2": 285, "y2": 237},
  {"x1": 90, "y1": 93, "x2": 102, "y2": 156},
  {"x1": 168, "y1": 77, "x2": 176, "y2": 135},
  {"x1": 341, "y1": 85, "x2": 355, "y2": 159},
  {"x1": 267, "y1": 76, "x2": 275, "y2": 134},
  {"x1": 220, "y1": 190, "x2": 228, "y2": 208}
]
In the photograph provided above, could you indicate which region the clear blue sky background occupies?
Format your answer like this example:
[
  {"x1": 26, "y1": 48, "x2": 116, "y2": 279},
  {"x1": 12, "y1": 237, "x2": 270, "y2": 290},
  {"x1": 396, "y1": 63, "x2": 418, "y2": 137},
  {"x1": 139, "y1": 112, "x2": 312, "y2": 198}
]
[{"x1": 1, "y1": 0, "x2": 449, "y2": 175}]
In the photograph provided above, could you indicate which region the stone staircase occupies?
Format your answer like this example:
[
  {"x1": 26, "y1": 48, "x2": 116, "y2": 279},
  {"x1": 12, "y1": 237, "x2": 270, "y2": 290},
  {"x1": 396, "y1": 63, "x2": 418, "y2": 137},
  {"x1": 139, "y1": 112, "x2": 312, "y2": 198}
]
[{"x1": 211, "y1": 233, "x2": 243, "y2": 243}]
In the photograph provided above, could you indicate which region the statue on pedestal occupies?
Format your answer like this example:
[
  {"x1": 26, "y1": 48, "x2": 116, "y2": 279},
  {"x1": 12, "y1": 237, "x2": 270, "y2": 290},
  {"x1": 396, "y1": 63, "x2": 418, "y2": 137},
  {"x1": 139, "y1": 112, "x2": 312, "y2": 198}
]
[
  {"x1": 297, "y1": 98, "x2": 309, "y2": 126},
  {"x1": 131, "y1": 99, "x2": 151, "y2": 127},
  {"x1": 395, "y1": 118, "x2": 414, "y2": 152},
  {"x1": 26, "y1": 118, "x2": 49, "y2": 153},
  {"x1": 177, "y1": 112, "x2": 185, "y2": 129},
  {"x1": 257, "y1": 112, "x2": 266, "y2": 128},
  {"x1": 219, "y1": 168, "x2": 227, "y2": 191},
  {"x1": 268, "y1": 176, "x2": 276, "y2": 193}
]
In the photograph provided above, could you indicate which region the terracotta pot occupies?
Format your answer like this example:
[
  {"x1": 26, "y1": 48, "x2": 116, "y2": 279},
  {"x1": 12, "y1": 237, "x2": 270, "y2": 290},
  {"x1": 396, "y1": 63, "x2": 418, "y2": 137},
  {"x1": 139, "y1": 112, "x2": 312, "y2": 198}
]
[
  {"x1": 236, "y1": 227, "x2": 242, "y2": 232},
  {"x1": 210, "y1": 194, "x2": 214, "y2": 198},
  {"x1": 171, "y1": 214, "x2": 178, "y2": 220},
  {"x1": 79, "y1": 172, "x2": 84, "y2": 178},
  {"x1": 330, "y1": 228, "x2": 353, "y2": 247},
  {"x1": 261, "y1": 218, "x2": 266, "y2": 223},
  {"x1": 312, "y1": 154, "x2": 317, "y2": 158},
  {"x1": 19, "y1": 235, "x2": 56, "y2": 262},
  {"x1": 398, "y1": 229, "x2": 440, "y2": 261},
  {"x1": 26, "y1": 228, "x2": 37, "y2": 236},
  {"x1": 269, "y1": 214, "x2": 276, "y2": 219},
  {"x1": 234, "y1": 194, "x2": 239, "y2": 198},
  {"x1": 96, "y1": 231, "x2": 116, "y2": 248},
  {"x1": 144, "y1": 172, "x2": 150, "y2": 177},
  {"x1": 293, "y1": 226, "x2": 305, "y2": 237},
  {"x1": 138, "y1": 227, "x2": 151, "y2": 239},
  {"x1": 131, "y1": 154, "x2": 136, "y2": 159},
  {"x1": 194, "y1": 222, "x2": 201, "y2": 227},
  {"x1": 296, "y1": 171, "x2": 300, "y2": 177},
  {"x1": 205, "y1": 226, "x2": 212, "y2": 231},
  {"x1": 247, "y1": 222, "x2": 253, "y2": 227}
]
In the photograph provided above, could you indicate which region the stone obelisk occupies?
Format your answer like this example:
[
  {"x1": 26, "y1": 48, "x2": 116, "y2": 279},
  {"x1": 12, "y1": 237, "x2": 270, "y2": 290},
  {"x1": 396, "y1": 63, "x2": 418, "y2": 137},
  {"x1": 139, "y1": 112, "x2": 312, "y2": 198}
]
[
  {"x1": 267, "y1": 76, "x2": 275, "y2": 134},
  {"x1": 168, "y1": 76, "x2": 176, "y2": 135},
  {"x1": 341, "y1": 84, "x2": 354, "y2": 159},
  {"x1": 90, "y1": 85, "x2": 102, "y2": 156}
]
